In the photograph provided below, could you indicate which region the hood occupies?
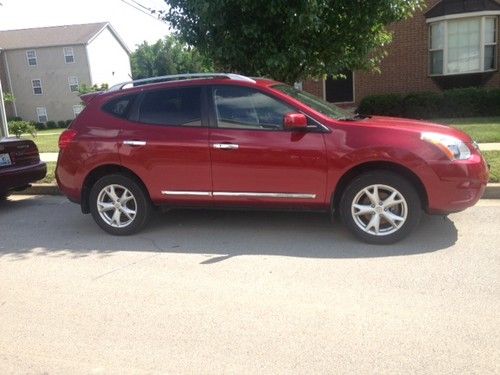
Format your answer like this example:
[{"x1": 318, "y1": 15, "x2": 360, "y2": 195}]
[{"x1": 362, "y1": 116, "x2": 472, "y2": 142}]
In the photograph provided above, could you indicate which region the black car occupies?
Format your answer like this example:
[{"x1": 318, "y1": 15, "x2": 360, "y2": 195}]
[{"x1": 0, "y1": 137, "x2": 46, "y2": 198}]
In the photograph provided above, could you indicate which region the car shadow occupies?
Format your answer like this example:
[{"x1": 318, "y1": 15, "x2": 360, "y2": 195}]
[{"x1": 0, "y1": 196, "x2": 458, "y2": 262}]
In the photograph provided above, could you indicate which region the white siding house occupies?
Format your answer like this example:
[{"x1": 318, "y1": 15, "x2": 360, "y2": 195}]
[{"x1": 0, "y1": 23, "x2": 131, "y2": 122}]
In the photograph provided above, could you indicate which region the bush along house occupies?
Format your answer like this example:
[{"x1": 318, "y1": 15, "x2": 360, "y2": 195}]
[
  {"x1": 0, "y1": 22, "x2": 131, "y2": 123},
  {"x1": 302, "y1": 0, "x2": 499, "y2": 108}
]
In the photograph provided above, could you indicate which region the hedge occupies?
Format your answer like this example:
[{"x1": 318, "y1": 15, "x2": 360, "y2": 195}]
[{"x1": 357, "y1": 87, "x2": 500, "y2": 119}]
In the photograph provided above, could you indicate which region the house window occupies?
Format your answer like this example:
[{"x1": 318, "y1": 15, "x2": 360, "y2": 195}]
[
  {"x1": 430, "y1": 16, "x2": 498, "y2": 75},
  {"x1": 68, "y1": 76, "x2": 79, "y2": 92},
  {"x1": 32, "y1": 79, "x2": 43, "y2": 95},
  {"x1": 36, "y1": 107, "x2": 48, "y2": 123},
  {"x1": 26, "y1": 50, "x2": 37, "y2": 66},
  {"x1": 73, "y1": 105, "x2": 83, "y2": 118},
  {"x1": 64, "y1": 47, "x2": 75, "y2": 63}
]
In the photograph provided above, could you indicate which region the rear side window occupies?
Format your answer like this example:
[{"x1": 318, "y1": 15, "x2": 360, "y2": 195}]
[
  {"x1": 138, "y1": 87, "x2": 202, "y2": 127},
  {"x1": 103, "y1": 95, "x2": 136, "y2": 119}
]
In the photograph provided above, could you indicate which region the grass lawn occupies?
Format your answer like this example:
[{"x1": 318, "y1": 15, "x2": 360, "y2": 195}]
[
  {"x1": 433, "y1": 117, "x2": 500, "y2": 143},
  {"x1": 483, "y1": 151, "x2": 500, "y2": 183},
  {"x1": 24, "y1": 128, "x2": 64, "y2": 153}
]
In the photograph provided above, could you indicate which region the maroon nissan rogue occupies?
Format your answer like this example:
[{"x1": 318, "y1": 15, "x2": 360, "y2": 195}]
[{"x1": 56, "y1": 73, "x2": 489, "y2": 244}]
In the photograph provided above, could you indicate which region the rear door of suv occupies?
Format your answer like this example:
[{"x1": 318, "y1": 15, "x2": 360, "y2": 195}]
[{"x1": 116, "y1": 84, "x2": 212, "y2": 204}]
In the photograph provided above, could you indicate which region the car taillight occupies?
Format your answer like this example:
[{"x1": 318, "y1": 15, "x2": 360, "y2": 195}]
[{"x1": 58, "y1": 129, "x2": 77, "y2": 150}]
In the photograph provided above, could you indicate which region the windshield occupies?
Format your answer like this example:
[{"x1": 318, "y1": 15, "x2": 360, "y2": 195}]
[{"x1": 272, "y1": 84, "x2": 352, "y2": 120}]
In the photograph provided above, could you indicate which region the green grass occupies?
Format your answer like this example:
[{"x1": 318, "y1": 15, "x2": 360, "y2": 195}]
[
  {"x1": 23, "y1": 128, "x2": 64, "y2": 153},
  {"x1": 433, "y1": 117, "x2": 500, "y2": 143},
  {"x1": 41, "y1": 161, "x2": 56, "y2": 184},
  {"x1": 483, "y1": 151, "x2": 500, "y2": 183}
]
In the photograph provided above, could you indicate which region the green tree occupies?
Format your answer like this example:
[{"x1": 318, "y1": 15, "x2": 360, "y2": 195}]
[
  {"x1": 78, "y1": 83, "x2": 109, "y2": 95},
  {"x1": 162, "y1": 0, "x2": 424, "y2": 83},
  {"x1": 131, "y1": 35, "x2": 214, "y2": 79}
]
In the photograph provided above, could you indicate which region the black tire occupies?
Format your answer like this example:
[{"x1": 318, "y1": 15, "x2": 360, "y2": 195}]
[
  {"x1": 89, "y1": 174, "x2": 151, "y2": 235},
  {"x1": 339, "y1": 171, "x2": 422, "y2": 244}
]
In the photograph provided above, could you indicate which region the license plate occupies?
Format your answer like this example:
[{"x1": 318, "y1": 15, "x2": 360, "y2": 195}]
[{"x1": 0, "y1": 153, "x2": 12, "y2": 167}]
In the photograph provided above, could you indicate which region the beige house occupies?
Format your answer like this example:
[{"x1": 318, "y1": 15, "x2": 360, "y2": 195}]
[{"x1": 0, "y1": 22, "x2": 131, "y2": 123}]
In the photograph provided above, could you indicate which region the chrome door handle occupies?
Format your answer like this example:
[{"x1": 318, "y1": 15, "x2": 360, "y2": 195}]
[
  {"x1": 123, "y1": 140, "x2": 146, "y2": 147},
  {"x1": 213, "y1": 143, "x2": 239, "y2": 150}
]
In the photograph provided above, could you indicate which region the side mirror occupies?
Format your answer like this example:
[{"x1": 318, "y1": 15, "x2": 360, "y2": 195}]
[{"x1": 283, "y1": 113, "x2": 308, "y2": 130}]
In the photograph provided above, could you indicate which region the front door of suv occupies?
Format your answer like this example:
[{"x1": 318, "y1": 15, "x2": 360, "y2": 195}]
[
  {"x1": 118, "y1": 85, "x2": 212, "y2": 204},
  {"x1": 208, "y1": 85, "x2": 328, "y2": 208}
]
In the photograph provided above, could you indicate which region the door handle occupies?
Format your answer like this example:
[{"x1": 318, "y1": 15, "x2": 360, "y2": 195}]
[
  {"x1": 213, "y1": 143, "x2": 239, "y2": 150},
  {"x1": 123, "y1": 140, "x2": 146, "y2": 147}
]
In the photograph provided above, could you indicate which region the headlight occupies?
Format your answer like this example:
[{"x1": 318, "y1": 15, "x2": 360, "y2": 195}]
[{"x1": 421, "y1": 132, "x2": 471, "y2": 160}]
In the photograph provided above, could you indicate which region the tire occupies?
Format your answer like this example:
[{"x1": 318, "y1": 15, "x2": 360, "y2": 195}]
[
  {"x1": 339, "y1": 171, "x2": 422, "y2": 244},
  {"x1": 89, "y1": 174, "x2": 151, "y2": 235}
]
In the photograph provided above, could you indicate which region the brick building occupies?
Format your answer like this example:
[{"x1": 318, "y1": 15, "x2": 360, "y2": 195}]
[{"x1": 303, "y1": 0, "x2": 499, "y2": 106}]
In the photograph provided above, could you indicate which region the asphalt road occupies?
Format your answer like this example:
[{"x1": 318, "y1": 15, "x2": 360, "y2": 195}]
[{"x1": 1, "y1": 195, "x2": 499, "y2": 374}]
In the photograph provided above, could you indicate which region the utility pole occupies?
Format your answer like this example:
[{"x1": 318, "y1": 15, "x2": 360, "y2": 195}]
[{"x1": 0, "y1": 77, "x2": 8, "y2": 138}]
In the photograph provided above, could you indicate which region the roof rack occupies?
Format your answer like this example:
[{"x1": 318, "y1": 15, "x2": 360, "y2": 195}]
[{"x1": 108, "y1": 73, "x2": 256, "y2": 91}]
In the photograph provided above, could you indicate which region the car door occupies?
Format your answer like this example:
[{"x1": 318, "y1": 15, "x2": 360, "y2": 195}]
[
  {"x1": 208, "y1": 85, "x2": 328, "y2": 208},
  {"x1": 117, "y1": 85, "x2": 212, "y2": 204}
]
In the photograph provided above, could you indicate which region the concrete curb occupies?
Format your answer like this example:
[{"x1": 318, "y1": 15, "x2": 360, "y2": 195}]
[
  {"x1": 483, "y1": 183, "x2": 500, "y2": 199},
  {"x1": 13, "y1": 183, "x2": 60, "y2": 196},
  {"x1": 13, "y1": 182, "x2": 500, "y2": 199}
]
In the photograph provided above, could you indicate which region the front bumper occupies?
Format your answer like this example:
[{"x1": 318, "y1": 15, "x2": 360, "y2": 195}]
[{"x1": 425, "y1": 153, "x2": 489, "y2": 214}]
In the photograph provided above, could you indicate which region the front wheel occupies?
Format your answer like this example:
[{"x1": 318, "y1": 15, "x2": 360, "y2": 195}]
[
  {"x1": 339, "y1": 171, "x2": 422, "y2": 244},
  {"x1": 89, "y1": 174, "x2": 151, "y2": 235}
]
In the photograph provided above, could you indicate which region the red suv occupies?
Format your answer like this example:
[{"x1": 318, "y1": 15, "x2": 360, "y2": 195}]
[{"x1": 56, "y1": 73, "x2": 489, "y2": 244}]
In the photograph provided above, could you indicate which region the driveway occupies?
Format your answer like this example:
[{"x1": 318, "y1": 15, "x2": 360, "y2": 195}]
[{"x1": 0, "y1": 195, "x2": 499, "y2": 374}]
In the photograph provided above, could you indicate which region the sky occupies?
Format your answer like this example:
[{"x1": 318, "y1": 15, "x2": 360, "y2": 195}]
[{"x1": 0, "y1": 0, "x2": 171, "y2": 50}]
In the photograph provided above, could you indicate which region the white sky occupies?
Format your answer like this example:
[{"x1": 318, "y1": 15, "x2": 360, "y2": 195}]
[{"x1": 0, "y1": 0, "x2": 171, "y2": 50}]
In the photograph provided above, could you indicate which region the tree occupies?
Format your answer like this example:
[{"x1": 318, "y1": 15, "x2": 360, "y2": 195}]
[
  {"x1": 162, "y1": 0, "x2": 424, "y2": 83},
  {"x1": 131, "y1": 35, "x2": 214, "y2": 79},
  {"x1": 78, "y1": 83, "x2": 109, "y2": 95}
]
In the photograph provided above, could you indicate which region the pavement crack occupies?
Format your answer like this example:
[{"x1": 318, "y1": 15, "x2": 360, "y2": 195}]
[{"x1": 92, "y1": 253, "x2": 160, "y2": 281}]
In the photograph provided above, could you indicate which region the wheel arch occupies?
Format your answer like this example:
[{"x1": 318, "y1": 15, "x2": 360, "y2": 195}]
[
  {"x1": 331, "y1": 161, "x2": 429, "y2": 213},
  {"x1": 80, "y1": 164, "x2": 151, "y2": 214}
]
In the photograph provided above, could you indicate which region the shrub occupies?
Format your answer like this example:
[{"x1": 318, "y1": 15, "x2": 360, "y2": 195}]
[
  {"x1": 46, "y1": 121, "x2": 57, "y2": 129},
  {"x1": 33, "y1": 122, "x2": 47, "y2": 130},
  {"x1": 357, "y1": 87, "x2": 500, "y2": 119},
  {"x1": 65, "y1": 120, "x2": 73, "y2": 127},
  {"x1": 8, "y1": 121, "x2": 36, "y2": 138},
  {"x1": 57, "y1": 120, "x2": 67, "y2": 128},
  {"x1": 357, "y1": 93, "x2": 404, "y2": 117},
  {"x1": 7, "y1": 116, "x2": 22, "y2": 122}
]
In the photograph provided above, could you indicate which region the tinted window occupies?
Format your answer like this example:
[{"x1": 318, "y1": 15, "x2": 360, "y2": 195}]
[
  {"x1": 139, "y1": 87, "x2": 202, "y2": 127},
  {"x1": 213, "y1": 86, "x2": 294, "y2": 130},
  {"x1": 103, "y1": 95, "x2": 136, "y2": 119}
]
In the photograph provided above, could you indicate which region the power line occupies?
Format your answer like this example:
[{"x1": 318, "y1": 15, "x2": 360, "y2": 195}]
[{"x1": 119, "y1": 0, "x2": 159, "y2": 20}]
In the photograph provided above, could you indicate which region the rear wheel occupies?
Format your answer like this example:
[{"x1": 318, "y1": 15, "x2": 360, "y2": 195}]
[
  {"x1": 89, "y1": 174, "x2": 151, "y2": 235},
  {"x1": 339, "y1": 171, "x2": 422, "y2": 244}
]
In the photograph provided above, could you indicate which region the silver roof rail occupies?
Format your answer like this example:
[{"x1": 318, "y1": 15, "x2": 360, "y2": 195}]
[{"x1": 108, "y1": 73, "x2": 256, "y2": 91}]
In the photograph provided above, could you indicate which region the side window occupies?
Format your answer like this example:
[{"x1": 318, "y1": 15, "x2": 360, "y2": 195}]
[
  {"x1": 213, "y1": 86, "x2": 294, "y2": 130},
  {"x1": 103, "y1": 95, "x2": 136, "y2": 119},
  {"x1": 138, "y1": 87, "x2": 202, "y2": 127}
]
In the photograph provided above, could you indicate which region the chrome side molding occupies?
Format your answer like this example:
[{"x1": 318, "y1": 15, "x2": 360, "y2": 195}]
[{"x1": 161, "y1": 191, "x2": 316, "y2": 199}]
